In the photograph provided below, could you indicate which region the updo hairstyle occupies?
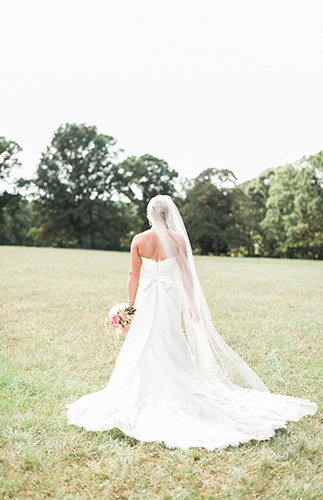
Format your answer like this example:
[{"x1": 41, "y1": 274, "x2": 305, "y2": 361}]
[{"x1": 147, "y1": 195, "x2": 170, "y2": 226}]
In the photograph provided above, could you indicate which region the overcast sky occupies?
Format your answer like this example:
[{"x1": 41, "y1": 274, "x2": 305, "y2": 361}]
[{"x1": 1, "y1": 0, "x2": 323, "y2": 185}]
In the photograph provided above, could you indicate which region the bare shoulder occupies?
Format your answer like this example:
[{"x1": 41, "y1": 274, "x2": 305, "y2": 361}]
[
  {"x1": 131, "y1": 229, "x2": 152, "y2": 245},
  {"x1": 167, "y1": 230, "x2": 186, "y2": 249}
]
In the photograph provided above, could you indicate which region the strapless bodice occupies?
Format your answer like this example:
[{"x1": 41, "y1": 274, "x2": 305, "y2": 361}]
[{"x1": 140, "y1": 256, "x2": 177, "y2": 277}]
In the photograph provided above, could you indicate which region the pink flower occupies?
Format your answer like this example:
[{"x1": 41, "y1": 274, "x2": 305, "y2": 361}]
[
  {"x1": 107, "y1": 305, "x2": 118, "y2": 321},
  {"x1": 111, "y1": 315, "x2": 119, "y2": 328}
]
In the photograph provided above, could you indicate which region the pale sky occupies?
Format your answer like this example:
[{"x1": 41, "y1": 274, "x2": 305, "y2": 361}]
[{"x1": 1, "y1": 0, "x2": 323, "y2": 185}]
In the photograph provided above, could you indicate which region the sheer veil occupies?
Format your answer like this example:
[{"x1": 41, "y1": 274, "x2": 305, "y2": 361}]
[{"x1": 147, "y1": 195, "x2": 268, "y2": 392}]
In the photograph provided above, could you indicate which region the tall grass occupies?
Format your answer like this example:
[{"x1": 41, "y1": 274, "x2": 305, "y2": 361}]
[{"x1": 0, "y1": 246, "x2": 322, "y2": 499}]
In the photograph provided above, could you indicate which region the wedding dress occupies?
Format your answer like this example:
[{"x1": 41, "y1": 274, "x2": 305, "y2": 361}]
[{"x1": 66, "y1": 197, "x2": 317, "y2": 450}]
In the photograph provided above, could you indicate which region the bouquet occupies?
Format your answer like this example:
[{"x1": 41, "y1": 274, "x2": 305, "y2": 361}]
[{"x1": 106, "y1": 302, "x2": 136, "y2": 336}]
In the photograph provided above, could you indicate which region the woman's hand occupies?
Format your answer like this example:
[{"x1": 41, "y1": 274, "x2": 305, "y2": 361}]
[{"x1": 188, "y1": 304, "x2": 200, "y2": 324}]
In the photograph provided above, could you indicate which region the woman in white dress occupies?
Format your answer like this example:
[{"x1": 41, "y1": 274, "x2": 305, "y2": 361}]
[{"x1": 66, "y1": 195, "x2": 317, "y2": 450}]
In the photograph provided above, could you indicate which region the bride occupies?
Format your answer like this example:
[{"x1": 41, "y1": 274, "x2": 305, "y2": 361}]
[{"x1": 66, "y1": 195, "x2": 317, "y2": 450}]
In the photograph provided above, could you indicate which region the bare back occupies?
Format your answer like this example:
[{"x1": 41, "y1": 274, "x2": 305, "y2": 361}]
[
  {"x1": 129, "y1": 228, "x2": 187, "y2": 282},
  {"x1": 135, "y1": 229, "x2": 166, "y2": 262}
]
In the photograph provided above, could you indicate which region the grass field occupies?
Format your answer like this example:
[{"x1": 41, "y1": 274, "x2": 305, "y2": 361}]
[{"x1": 0, "y1": 246, "x2": 322, "y2": 500}]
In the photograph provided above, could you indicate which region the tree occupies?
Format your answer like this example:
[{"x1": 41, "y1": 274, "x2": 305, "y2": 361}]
[
  {"x1": 0, "y1": 136, "x2": 22, "y2": 181},
  {"x1": 285, "y1": 162, "x2": 323, "y2": 259},
  {"x1": 32, "y1": 123, "x2": 131, "y2": 249},
  {"x1": 181, "y1": 168, "x2": 250, "y2": 255},
  {"x1": 229, "y1": 186, "x2": 255, "y2": 256},
  {"x1": 307, "y1": 150, "x2": 323, "y2": 258},
  {"x1": 117, "y1": 154, "x2": 179, "y2": 231},
  {"x1": 241, "y1": 168, "x2": 276, "y2": 256},
  {"x1": 260, "y1": 160, "x2": 323, "y2": 259},
  {"x1": 259, "y1": 164, "x2": 297, "y2": 257},
  {"x1": 0, "y1": 136, "x2": 32, "y2": 246},
  {"x1": 0, "y1": 193, "x2": 33, "y2": 245}
]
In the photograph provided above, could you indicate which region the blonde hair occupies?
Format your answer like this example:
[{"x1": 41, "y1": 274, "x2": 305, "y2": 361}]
[{"x1": 147, "y1": 195, "x2": 170, "y2": 225}]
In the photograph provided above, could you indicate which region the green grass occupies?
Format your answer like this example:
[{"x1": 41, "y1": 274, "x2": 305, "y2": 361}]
[{"x1": 0, "y1": 246, "x2": 322, "y2": 500}]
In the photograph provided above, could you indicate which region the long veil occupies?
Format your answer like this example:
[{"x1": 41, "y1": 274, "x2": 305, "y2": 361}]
[{"x1": 147, "y1": 195, "x2": 268, "y2": 392}]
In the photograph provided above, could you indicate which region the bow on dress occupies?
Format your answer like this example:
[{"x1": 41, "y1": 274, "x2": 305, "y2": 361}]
[{"x1": 140, "y1": 275, "x2": 173, "y2": 291}]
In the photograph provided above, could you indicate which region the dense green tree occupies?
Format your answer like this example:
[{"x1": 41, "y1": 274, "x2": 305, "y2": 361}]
[
  {"x1": 181, "y1": 168, "x2": 251, "y2": 255},
  {"x1": 259, "y1": 164, "x2": 297, "y2": 257},
  {"x1": 0, "y1": 193, "x2": 33, "y2": 245},
  {"x1": 307, "y1": 150, "x2": 323, "y2": 258},
  {"x1": 32, "y1": 123, "x2": 132, "y2": 249},
  {"x1": 242, "y1": 168, "x2": 276, "y2": 255},
  {"x1": 0, "y1": 136, "x2": 32, "y2": 246},
  {"x1": 285, "y1": 162, "x2": 323, "y2": 259},
  {"x1": 117, "y1": 154, "x2": 179, "y2": 231},
  {"x1": 241, "y1": 157, "x2": 323, "y2": 259},
  {"x1": 229, "y1": 186, "x2": 255, "y2": 255},
  {"x1": 2, "y1": 125, "x2": 322, "y2": 259},
  {"x1": 260, "y1": 160, "x2": 323, "y2": 259}
]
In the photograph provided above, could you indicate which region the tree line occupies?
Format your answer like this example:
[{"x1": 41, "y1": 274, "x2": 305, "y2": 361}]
[{"x1": 1, "y1": 123, "x2": 323, "y2": 259}]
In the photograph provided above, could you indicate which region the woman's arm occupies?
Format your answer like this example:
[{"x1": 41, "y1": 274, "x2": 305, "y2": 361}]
[{"x1": 127, "y1": 236, "x2": 142, "y2": 307}]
